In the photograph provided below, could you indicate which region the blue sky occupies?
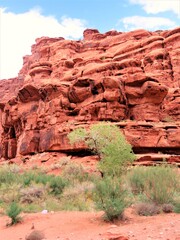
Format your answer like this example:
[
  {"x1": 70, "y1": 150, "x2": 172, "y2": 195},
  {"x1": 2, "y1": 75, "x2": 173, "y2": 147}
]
[{"x1": 0, "y1": 0, "x2": 179, "y2": 79}]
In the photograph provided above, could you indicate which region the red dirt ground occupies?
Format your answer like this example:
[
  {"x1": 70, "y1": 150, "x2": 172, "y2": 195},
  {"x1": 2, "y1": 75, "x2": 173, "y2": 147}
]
[{"x1": 0, "y1": 208, "x2": 180, "y2": 240}]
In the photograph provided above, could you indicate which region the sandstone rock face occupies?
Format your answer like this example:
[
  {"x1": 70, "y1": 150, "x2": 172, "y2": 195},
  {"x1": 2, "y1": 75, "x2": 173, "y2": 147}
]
[{"x1": 0, "y1": 28, "x2": 179, "y2": 163}]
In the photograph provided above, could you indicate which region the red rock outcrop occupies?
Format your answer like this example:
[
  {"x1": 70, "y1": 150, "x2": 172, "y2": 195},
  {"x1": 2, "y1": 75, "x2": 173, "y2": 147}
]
[{"x1": 0, "y1": 28, "x2": 179, "y2": 164}]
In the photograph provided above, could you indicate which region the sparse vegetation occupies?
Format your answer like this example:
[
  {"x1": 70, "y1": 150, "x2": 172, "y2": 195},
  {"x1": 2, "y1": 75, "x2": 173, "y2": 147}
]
[
  {"x1": 20, "y1": 185, "x2": 45, "y2": 203},
  {"x1": 161, "y1": 203, "x2": 174, "y2": 213},
  {"x1": 61, "y1": 181, "x2": 95, "y2": 211},
  {"x1": 6, "y1": 202, "x2": 22, "y2": 225},
  {"x1": 0, "y1": 163, "x2": 96, "y2": 217},
  {"x1": 49, "y1": 176, "x2": 67, "y2": 196},
  {"x1": 135, "y1": 202, "x2": 160, "y2": 216},
  {"x1": 126, "y1": 165, "x2": 179, "y2": 205},
  {"x1": 0, "y1": 124, "x2": 179, "y2": 225},
  {"x1": 173, "y1": 202, "x2": 180, "y2": 213},
  {"x1": 125, "y1": 165, "x2": 180, "y2": 216}
]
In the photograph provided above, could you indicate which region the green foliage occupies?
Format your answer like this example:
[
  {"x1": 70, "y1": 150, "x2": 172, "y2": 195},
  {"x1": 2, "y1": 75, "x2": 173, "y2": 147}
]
[
  {"x1": 6, "y1": 202, "x2": 22, "y2": 225},
  {"x1": 126, "y1": 165, "x2": 179, "y2": 205},
  {"x1": 68, "y1": 128, "x2": 87, "y2": 145},
  {"x1": 0, "y1": 164, "x2": 96, "y2": 214},
  {"x1": 22, "y1": 170, "x2": 53, "y2": 186},
  {"x1": 142, "y1": 166, "x2": 179, "y2": 204},
  {"x1": 94, "y1": 177, "x2": 128, "y2": 221},
  {"x1": 125, "y1": 167, "x2": 147, "y2": 194},
  {"x1": 0, "y1": 165, "x2": 21, "y2": 186},
  {"x1": 68, "y1": 122, "x2": 135, "y2": 177},
  {"x1": 173, "y1": 201, "x2": 180, "y2": 213},
  {"x1": 68, "y1": 123, "x2": 135, "y2": 221},
  {"x1": 49, "y1": 176, "x2": 67, "y2": 195}
]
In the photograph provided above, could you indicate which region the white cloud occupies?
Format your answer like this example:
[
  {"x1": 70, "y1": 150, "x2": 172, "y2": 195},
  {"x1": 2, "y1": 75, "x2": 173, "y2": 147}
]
[
  {"x1": 121, "y1": 16, "x2": 177, "y2": 31},
  {"x1": 0, "y1": 8, "x2": 87, "y2": 79},
  {"x1": 129, "y1": 0, "x2": 180, "y2": 16}
]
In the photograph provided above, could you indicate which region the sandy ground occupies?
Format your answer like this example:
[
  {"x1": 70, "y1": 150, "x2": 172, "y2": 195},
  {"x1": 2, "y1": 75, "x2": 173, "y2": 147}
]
[
  {"x1": 0, "y1": 209, "x2": 180, "y2": 240},
  {"x1": 0, "y1": 156, "x2": 180, "y2": 239}
]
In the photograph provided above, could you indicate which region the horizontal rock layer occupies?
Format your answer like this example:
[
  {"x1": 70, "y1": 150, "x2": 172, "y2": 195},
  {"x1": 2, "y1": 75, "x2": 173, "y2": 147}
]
[{"x1": 0, "y1": 28, "x2": 180, "y2": 164}]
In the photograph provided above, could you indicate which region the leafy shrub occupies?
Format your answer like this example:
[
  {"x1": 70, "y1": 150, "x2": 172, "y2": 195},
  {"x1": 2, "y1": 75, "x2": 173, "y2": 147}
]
[
  {"x1": 135, "y1": 202, "x2": 160, "y2": 216},
  {"x1": 94, "y1": 177, "x2": 128, "y2": 221},
  {"x1": 6, "y1": 202, "x2": 22, "y2": 225},
  {"x1": 49, "y1": 176, "x2": 67, "y2": 195},
  {"x1": 68, "y1": 122, "x2": 135, "y2": 178}
]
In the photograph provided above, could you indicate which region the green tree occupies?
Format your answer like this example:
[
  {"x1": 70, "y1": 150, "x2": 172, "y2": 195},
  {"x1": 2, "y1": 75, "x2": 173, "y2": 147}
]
[{"x1": 68, "y1": 122, "x2": 135, "y2": 178}]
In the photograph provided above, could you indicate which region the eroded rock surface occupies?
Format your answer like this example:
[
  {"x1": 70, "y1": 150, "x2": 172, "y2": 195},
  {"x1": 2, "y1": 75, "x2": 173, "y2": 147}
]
[{"x1": 0, "y1": 28, "x2": 179, "y2": 163}]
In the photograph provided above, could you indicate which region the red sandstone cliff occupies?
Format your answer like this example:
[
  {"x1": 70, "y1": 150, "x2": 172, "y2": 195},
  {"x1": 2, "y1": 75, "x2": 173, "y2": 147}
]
[{"x1": 0, "y1": 28, "x2": 179, "y2": 164}]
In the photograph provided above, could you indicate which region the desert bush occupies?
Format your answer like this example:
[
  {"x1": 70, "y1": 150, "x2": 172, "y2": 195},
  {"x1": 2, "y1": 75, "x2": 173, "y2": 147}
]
[
  {"x1": 61, "y1": 181, "x2": 95, "y2": 211},
  {"x1": 126, "y1": 165, "x2": 179, "y2": 205},
  {"x1": 125, "y1": 167, "x2": 147, "y2": 194},
  {"x1": 63, "y1": 181, "x2": 94, "y2": 198},
  {"x1": 135, "y1": 202, "x2": 160, "y2": 216},
  {"x1": 68, "y1": 122, "x2": 135, "y2": 178},
  {"x1": 161, "y1": 203, "x2": 174, "y2": 213},
  {"x1": 49, "y1": 176, "x2": 67, "y2": 195},
  {"x1": 20, "y1": 185, "x2": 44, "y2": 203},
  {"x1": 0, "y1": 167, "x2": 18, "y2": 186},
  {"x1": 94, "y1": 177, "x2": 128, "y2": 221},
  {"x1": 143, "y1": 166, "x2": 179, "y2": 204},
  {"x1": 6, "y1": 202, "x2": 22, "y2": 225},
  {"x1": 62, "y1": 162, "x2": 89, "y2": 183},
  {"x1": 34, "y1": 173, "x2": 53, "y2": 185},
  {"x1": 22, "y1": 171, "x2": 38, "y2": 186},
  {"x1": 0, "y1": 183, "x2": 21, "y2": 204},
  {"x1": 22, "y1": 171, "x2": 52, "y2": 186}
]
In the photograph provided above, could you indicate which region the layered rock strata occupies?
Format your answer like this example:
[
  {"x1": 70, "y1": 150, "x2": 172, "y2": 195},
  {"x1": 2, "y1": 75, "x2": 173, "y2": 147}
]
[{"x1": 0, "y1": 28, "x2": 180, "y2": 164}]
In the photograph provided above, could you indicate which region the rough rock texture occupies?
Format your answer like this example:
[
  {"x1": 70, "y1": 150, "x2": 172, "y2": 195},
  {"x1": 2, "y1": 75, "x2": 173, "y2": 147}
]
[{"x1": 0, "y1": 28, "x2": 180, "y2": 164}]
